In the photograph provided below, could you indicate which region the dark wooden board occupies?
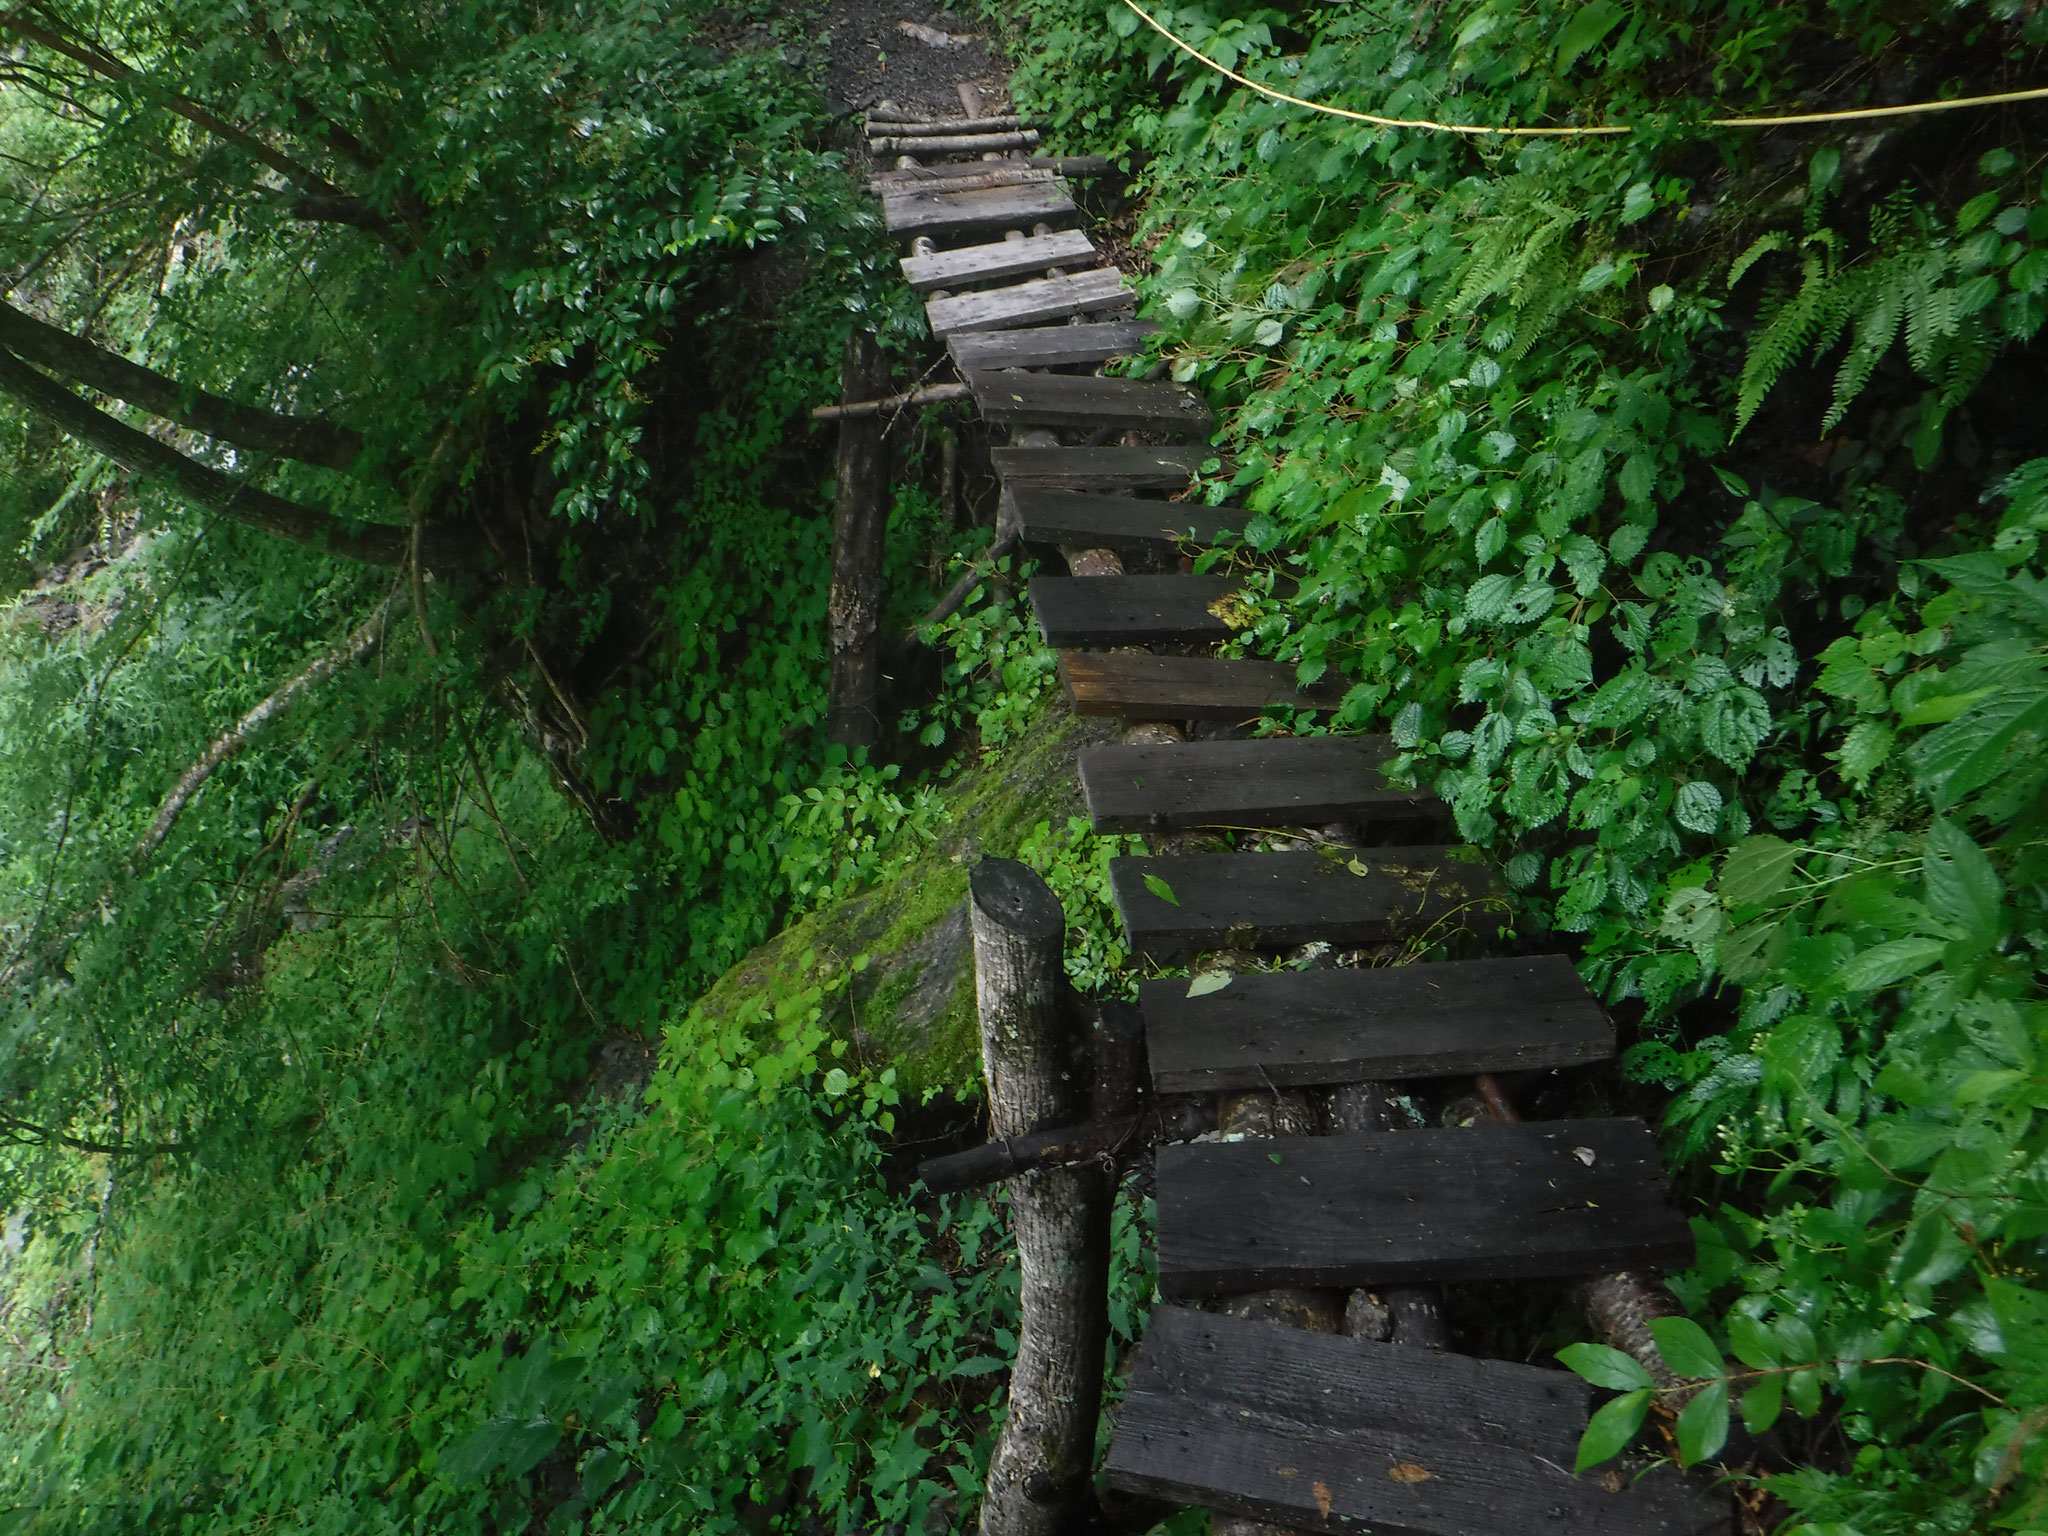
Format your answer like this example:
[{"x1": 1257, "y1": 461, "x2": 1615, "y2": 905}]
[
  {"x1": 952, "y1": 320, "x2": 1162, "y2": 373},
  {"x1": 1060, "y1": 653, "x2": 1348, "y2": 724},
  {"x1": 901, "y1": 229, "x2": 1098, "y2": 292},
  {"x1": 1028, "y1": 574, "x2": 1244, "y2": 646},
  {"x1": 975, "y1": 371, "x2": 1217, "y2": 434},
  {"x1": 1078, "y1": 734, "x2": 1438, "y2": 831},
  {"x1": 1109, "y1": 1389, "x2": 1731, "y2": 1536},
  {"x1": 1107, "y1": 847, "x2": 1500, "y2": 957},
  {"x1": 1125, "y1": 1306, "x2": 1589, "y2": 1461},
  {"x1": 926, "y1": 268, "x2": 1129, "y2": 337},
  {"x1": 1154, "y1": 1116, "x2": 1695, "y2": 1295},
  {"x1": 988, "y1": 443, "x2": 1199, "y2": 489},
  {"x1": 1011, "y1": 489, "x2": 1245, "y2": 551},
  {"x1": 1138, "y1": 954, "x2": 1612, "y2": 1092},
  {"x1": 880, "y1": 181, "x2": 1077, "y2": 240}
]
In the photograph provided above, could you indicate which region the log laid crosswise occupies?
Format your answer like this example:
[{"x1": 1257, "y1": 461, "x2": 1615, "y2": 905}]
[{"x1": 866, "y1": 97, "x2": 1728, "y2": 1536}]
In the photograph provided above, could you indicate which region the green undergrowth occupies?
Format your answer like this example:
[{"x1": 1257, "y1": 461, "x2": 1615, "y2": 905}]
[{"x1": 994, "y1": 0, "x2": 2048, "y2": 1528}]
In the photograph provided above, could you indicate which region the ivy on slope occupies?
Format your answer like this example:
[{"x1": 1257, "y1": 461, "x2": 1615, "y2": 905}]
[{"x1": 1000, "y1": 0, "x2": 2048, "y2": 1527}]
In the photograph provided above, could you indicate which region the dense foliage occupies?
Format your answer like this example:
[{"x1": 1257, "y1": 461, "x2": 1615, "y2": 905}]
[{"x1": 997, "y1": 0, "x2": 2048, "y2": 1527}]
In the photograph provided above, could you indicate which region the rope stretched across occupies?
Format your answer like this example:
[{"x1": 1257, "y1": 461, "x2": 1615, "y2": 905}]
[{"x1": 1117, "y1": 0, "x2": 2048, "y2": 139}]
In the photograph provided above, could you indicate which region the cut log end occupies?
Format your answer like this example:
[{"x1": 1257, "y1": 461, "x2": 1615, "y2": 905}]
[{"x1": 970, "y1": 858, "x2": 1066, "y2": 941}]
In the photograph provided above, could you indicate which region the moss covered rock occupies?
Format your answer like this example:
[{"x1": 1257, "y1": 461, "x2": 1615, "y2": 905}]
[{"x1": 692, "y1": 703, "x2": 1113, "y2": 1098}]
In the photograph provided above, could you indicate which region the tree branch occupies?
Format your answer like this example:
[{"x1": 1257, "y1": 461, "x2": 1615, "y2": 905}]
[
  {"x1": 130, "y1": 595, "x2": 397, "y2": 866},
  {"x1": 0, "y1": 298, "x2": 364, "y2": 469},
  {"x1": 0, "y1": 343, "x2": 427, "y2": 564}
]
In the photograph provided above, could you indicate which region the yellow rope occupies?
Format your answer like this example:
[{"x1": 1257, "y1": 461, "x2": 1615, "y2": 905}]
[{"x1": 1118, "y1": 0, "x2": 2048, "y2": 137}]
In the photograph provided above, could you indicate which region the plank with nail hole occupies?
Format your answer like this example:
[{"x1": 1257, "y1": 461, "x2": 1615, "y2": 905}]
[
  {"x1": 925, "y1": 267, "x2": 1129, "y2": 336},
  {"x1": 881, "y1": 180, "x2": 1078, "y2": 239},
  {"x1": 975, "y1": 371, "x2": 1216, "y2": 433},
  {"x1": 989, "y1": 442, "x2": 1198, "y2": 489},
  {"x1": 902, "y1": 229, "x2": 1099, "y2": 291},
  {"x1": 1105, "y1": 847, "x2": 1500, "y2": 956},
  {"x1": 1078, "y1": 735, "x2": 1438, "y2": 831},
  {"x1": 1059, "y1": 653, "x2": 1346, "y2": 722},
  {"x1": 1137, "y1": 954, "x2": 1612, "y2": 1093},
  {"x1": 1028, "y1": 574, "x2": 1247, "y2": 646},
  {"x1": 1154, "y1": 1117, "x2": 1695, "y2": 1296},
  {"x1": 1009, "y1": 489, "x2": 1244, "y2": 551},
  {"x1": 952, "y1": 320, "x2": 1162, "y2": 373}
]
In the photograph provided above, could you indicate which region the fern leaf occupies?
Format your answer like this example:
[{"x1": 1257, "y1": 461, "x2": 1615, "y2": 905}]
[
  {"x1": 1728, "y1": 232, "x2": 1788, "y2": 289},
  {"x1": 1903, "y1": 250, "x2": 1959, "y2": 375},
  {"x1": 1939, "y1": 324, "x2": 1994, "y2": 410},
  {"x1": 1824, "y1": 283, "x2": 1903, "y2": 431},
  {"x1": 1735, "y1": 253, "x2": 1845, "y2": 431}
]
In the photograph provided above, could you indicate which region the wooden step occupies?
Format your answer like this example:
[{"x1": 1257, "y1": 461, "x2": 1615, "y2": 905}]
[
  {"x1": 881, "y1": 180, "x2": 1077, "y2": 240},
  {"x1": 902, "y1": 229, "x2": 1098, "y2": 291},
  {"x1": 926, "y1": 267, "x2": 1129, "y2": 337},
  {"x1": 1138, "y1": 954, "x2": 1612, "y2": 1093},
  {"x1": 1108, "y1": 1309, "x2": 1731, "y2": 1536},
  {"x1": 975, "y1": 371, "x2": 1216, "y2": 434},
  {"x1": 1060, "y1": 653, "x2": 1347, "y2": 724},
  {"x1": 1029, "y1": 574, "x2": 1245, "y2": 647},
  {"x1": 952, "y1": 320, "x2": 1161, "y2": 374},
  {"x1": 1009, "y1": 489, "x2": 1244, "y2": 551},
  {"x1": 1106, "y1": 847, "x2": 1500, "y2": 957},
  {"x1": 988, "y1": 443, "x2": 1199, "y2": 489},
  {"x1": 1078, "y1": 735, "x2": 1437, "y2": 831},
  {"x1": 1154, "y1": 1117, "x2": 1695, "y2": 1295}
]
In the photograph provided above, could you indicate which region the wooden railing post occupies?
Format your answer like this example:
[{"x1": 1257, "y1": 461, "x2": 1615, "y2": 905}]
[
  {"x1": 827, "y1": 329, "x2": 891, "y2": 751},
  {"x1": 970, "y1": 859, "x2": 1107, "y2": 1536}
]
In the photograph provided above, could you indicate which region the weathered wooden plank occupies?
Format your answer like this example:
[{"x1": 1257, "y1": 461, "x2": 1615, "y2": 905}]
[
  {"x1": 881, "y1": 180, "x2": 1077, "y2": 240},
  {"x1": 1078, "y1": 735, "x2": 1438, "y2": 831},
  {"x1": 951, "y1": 320, "x2": 1161, "y2": 374},
  {"x1": 1010, "y1": 489, "x2": 1244, "y2": 551},
  {"x1": 989, "y1": 443, "x2": 1202, "y2": 490},
  {"x1": 1137, "y1": 954, "x2": 1612, "y2": 1093},
  {"x1": 1028, "y1": 574, "x2": 1244, "y2": 647},
  {"x1": 869, "y1": 114, "x2": 1034, "y2": 135},
  {"x1": 1060, "y1": 653, "x2": 1347, "y2": 724},
  {"x1": 901, "y1": 230, "x2": 1098, "y2": 292},
  {"x1": 975, "y1": 371, "x2": 1216, "y2": 434},
  {"x1": 926, "y1": 268, "x2": 1129, "y2": 337},
  {"x1": 866, "y1": 157, "x2": 1111, "y2": 193},
  {"x1": 1106, "y1": 847, "x2": 1500, "y2": 956},
  {"x1": 1109, "y1": 1389, "x2": 1730, "y2": 1536},
  {"x1": 1154, "y1": 1117, "x2": 1695, "y2": 1295},
  {"x1": 1124, "y1": 1306, "x2": 1588, "y2": 1461},
  {"x1": 870, "y1": 130, "x2": 1041, "y2": 155}
]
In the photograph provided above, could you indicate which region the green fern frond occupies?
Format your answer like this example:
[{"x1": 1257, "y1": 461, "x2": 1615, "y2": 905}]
[
  {"x1": 1903, "y1": 251, "x2": 1960, "y2": 374},
  {"x1": 1735, "y1": 252, "x2": 1849, "y2": 431},
  {"x1": 1728, "y1": 232, "x2": 1788, "y2": 289},
  {"x1": 1938, "y1": 325, "x2": 1995, "y2": 410},
  {"x1": 1823, "y1": 283, "x2": 1903, "y2": 431}
]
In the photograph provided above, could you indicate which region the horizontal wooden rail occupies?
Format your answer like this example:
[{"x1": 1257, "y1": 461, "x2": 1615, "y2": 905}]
[{"x1": 811, "y1": 380, "x2": 970, "y2": 422}]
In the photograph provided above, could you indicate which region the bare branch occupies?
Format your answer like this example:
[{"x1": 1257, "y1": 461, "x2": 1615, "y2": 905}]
[
  {"x1": 0, "y1": 298, "x2": 364, "y2": 469},
  {"x1": 130, "y1": 595, "x2": 398, "y2": 866},
  {"x1": 0, "y1": 343, "x2": 418, "y2": 564}
]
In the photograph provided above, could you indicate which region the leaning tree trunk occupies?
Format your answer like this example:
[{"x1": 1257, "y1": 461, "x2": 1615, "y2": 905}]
[
  {"x1": 972, "y1": 860, "x2": 1109, "y2": 1536},
  {"x1": 826, "y1": 331, "x2": 891, "y2": 751}
]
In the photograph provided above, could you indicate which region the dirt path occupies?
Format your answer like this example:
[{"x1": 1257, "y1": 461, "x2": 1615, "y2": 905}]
[{"x1": 816, "y1": 0, "x2": 1013, "y2": 133}]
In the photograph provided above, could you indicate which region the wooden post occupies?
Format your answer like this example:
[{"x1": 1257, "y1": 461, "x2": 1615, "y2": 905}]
[
  {"x1": 971, "y1": 860, "x2": 1108, "y2": 1536},
  {"x1": 827, "y1": 331, "x2": 891, "y2": 751}
]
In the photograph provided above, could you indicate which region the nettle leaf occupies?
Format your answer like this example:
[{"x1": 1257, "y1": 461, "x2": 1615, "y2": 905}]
[
  {"x1": 1561, "y1": 534, "x2": 1606, "y2": 595},
  {"x1": 1719, "y1": 836, "x2": 1800, "y2": 907},
  {"x1": 1675, "y1": 781, "x2": 1723, "y2": 834},
  {"x1": 1576, "y1": 667, "x2": 1651, "y2": 728},
  {"x1": 1700, "y1": 688, "x2": 1772, "y2": 768},
  {"x1": 1832, "y1": 935, "x2": 1946, "y2": 992},
  {"x1": 1921, "y1": 818, "x2": 2004, "y2": 938},
  {"x1": 1464, "y1": 573, "x2": 1519, "y2": 622},
  {"x1": 1475, "y1": 516, "x2": 1509, "y2": 565},
  {"x1": 1830, "y1": 720, "x2": 1894, "y2": 785}
]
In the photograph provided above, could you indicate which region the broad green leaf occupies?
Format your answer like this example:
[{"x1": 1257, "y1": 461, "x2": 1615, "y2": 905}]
[
  {"x1": 1648, "y1": 1316, "x2": 1726, "y2": 1379},
  {"x1": 1558, "y1": 1342, "x2": 1655, "y2": 1392},
  {"x1": 1786, "y1": 1366, "x2": 1823, "y2": 1418},
  {"x1": 1620, "y1": 182, "x2": 1655, "y2": 225},
  {"x1": 441, "y1": 1415, "x2": 560, "y2": 1485},
  {"x1": 1921, "y1": 818, "x2": 2004, "y2": 938},
  {"x1": 1574, "y1": 1388, "x2": 1651, "y2": 1470},
  {"x1": 1726, "y1": 1313, "x2": 1783, "y2": 1370},
  {"x1": 1831, "y1": 720, "x2": 1893, "y2": 786},
  {"x1": 1674, "y1": 1379, "x2": 1730, "y2": 1466},
  {"x1": 1185, "y1": 972, "x2": 1232, "y2": 998},
  {"x1": 1719, "y1": 836, "x2": 1800, "y2": 908},
  {"x1": 1675, "y1": 781, "x2": 1723, "y2": 834},
  {"x1": 1554, "y1": 0, "x2": 1624, "y2": 70},
  {"x1": 1740, "y1": 1374, "x2": 1785, "y2": 1434},
  {"x1": 1831, "y1": 936, "x2": 1947, "y2": 992},
  {"x1": 1143, "y1": 873, "x2": 1180, "y2": 906}
]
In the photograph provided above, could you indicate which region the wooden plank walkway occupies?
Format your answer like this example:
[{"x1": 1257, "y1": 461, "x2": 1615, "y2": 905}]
[{"x1": 865, "y1": 102, "x2": 1725, "y2": 1536}]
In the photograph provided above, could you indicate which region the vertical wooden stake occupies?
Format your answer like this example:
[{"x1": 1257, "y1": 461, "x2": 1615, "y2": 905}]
[
  {"x1": 828, "y1": 330, "x2": 891, "y2": 751},
  {"x1": 971, "y1": 860, "x2": 1107, "y2": 1536}
]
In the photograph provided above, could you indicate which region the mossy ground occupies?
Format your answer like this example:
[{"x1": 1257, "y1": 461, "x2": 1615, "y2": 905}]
[{"x1": 691, "y1": 701, "x2": 1112, "y2": 1099}]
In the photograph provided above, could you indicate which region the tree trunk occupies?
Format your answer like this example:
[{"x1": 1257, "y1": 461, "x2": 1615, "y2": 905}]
[
  {"x1": 827, "y1": 331, "x2": 891, "y2": 752},
  {"x1": 972, "y1": 860, "x2": 1108, "y2": 1536}
]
